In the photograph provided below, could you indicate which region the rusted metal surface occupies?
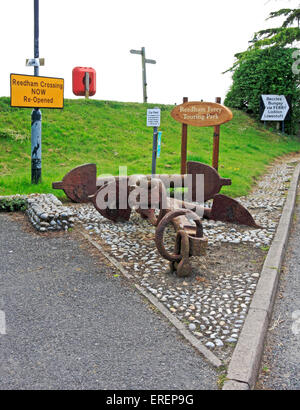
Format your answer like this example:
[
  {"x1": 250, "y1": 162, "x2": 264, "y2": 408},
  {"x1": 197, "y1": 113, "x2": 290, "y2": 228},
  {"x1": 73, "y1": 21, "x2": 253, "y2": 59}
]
[
  {"x1": 169, "y1": 231, "x2": 208, "y2": 277},
  {"x1": 89, "y1": 178, "x2": 132, "y2": 222},
  {"x1": 168, "y1": 195, "x2": 260, "y2": 229},
  {"x1": 187, "y1": 161, "x2": 231, "y2": 202},
  {"x1": 171, "y1": 230, "x2": 192, "y2": 277},
  {"x1": 154, "y1": 209, "x2": 205, "y2": 262},
  {"x1": 52, "y1": 161, "x2": 260, "y2": 277},
  {"x1": 189, "y1": 235, "x2": 208, "y2": 257},
  {"x1": 52, "y1": 161, "x2": 230, "y2": 204},
  {"x1": 154, "y1": 209, "x2": 208, "y2": 278},
  {"x1": 52, "y1": 163, "x2": 97, "y2": 203},
  {"x1": 204, "y1": 194, "x2": 261, "y2": 228}
]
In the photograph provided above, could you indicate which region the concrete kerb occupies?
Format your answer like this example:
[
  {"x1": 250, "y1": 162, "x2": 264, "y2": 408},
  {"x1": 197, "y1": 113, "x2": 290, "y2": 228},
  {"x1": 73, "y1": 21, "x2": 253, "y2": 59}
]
[
  {"x1": 223, "y1": 162, "x2": 300, "y2": 391},
  {"x1": 80, "y1": 162, "x2": 300, "y2": 382},
  {"x1": 80, "y1": 231, "x2": 223, "y2": 369}
]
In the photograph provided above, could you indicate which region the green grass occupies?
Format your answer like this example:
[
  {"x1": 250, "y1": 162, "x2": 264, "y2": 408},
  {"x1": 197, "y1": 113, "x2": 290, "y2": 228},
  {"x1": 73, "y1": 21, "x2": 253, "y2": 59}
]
[{"x1": 0, "y1": 96, "x2": 300, "y2": 200}]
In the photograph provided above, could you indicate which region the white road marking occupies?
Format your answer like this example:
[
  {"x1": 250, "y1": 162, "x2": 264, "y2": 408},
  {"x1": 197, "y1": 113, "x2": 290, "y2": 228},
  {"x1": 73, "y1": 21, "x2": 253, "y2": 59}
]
[{"x1": 0, "y1": 310, "x2": 6, "y2": 335}]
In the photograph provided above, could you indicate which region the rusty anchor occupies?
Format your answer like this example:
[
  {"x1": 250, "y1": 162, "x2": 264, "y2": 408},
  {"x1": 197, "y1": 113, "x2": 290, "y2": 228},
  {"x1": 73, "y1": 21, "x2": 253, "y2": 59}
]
[
  {"x1": 52, "y1": 162, "x2": 260, "y2": 276},
  {"x1": 154, "y1": 208, "x2": 207, "y2": 277},
  {"x1": 52, "y1": 161, "x2": 231, "y2": 204},
  {"x1": 52, "y1": 163, "x2": 97, "y2": 203}
]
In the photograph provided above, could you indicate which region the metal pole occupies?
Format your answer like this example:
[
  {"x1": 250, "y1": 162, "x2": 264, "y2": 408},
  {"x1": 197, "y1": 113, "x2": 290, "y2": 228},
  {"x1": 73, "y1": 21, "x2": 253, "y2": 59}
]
[
  {"x1": 34, "y1": 0, "x2": 39, "y2": 77},
  {"x1": 141, "y1": 47, "x2": 147, "y2": 103},
  {"x1": 31, "y1": 0, "x2": 42, "y2": 184},
  {"x1": 151, "y1": 126, "x2": 158, "y2": 175}
]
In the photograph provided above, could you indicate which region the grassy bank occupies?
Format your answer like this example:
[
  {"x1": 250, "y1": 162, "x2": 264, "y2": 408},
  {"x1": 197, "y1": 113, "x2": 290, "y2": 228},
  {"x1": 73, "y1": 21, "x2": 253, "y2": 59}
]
[{"x1": 0, "y1": 97, "x2": 299, "y2": 200}]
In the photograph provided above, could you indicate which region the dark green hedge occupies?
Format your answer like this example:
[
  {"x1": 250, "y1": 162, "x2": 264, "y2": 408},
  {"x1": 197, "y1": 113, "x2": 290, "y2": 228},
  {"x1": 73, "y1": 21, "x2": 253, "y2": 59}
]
[{"x1": 225, "y1": 47, "x2": 300, "y2": 135}]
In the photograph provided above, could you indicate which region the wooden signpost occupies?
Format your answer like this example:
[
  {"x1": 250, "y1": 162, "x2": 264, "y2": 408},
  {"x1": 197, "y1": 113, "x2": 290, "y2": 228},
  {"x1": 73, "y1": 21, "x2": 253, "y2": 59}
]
[
  {"x1": 213, "y1": 97, "x2": 222, "y2": 171},
  {"x1": 171, "y1": 97, "x2": 233, "y2": 173},
  {"x1": 130, "y1": 47, "x2": 156, "y2": 103}
]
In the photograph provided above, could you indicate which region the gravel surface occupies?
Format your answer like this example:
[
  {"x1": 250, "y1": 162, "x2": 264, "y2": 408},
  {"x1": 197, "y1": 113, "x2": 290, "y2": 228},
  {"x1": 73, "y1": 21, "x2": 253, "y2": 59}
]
[
  {"x1": 69, "y1": 156, "x2": 300, "y2": 362},
  {"x1": 9, "y1": 154, "x2": 299, "y2": 365},
  {"x1": 256, "y1": 190, "x2": 300, "y2": 390},
  {"x1": 2, "y1": 154, "x2": 299, "y2": 384},
  {"x1": 0, "y1": 212, "x2": 217, "y2": 390}
]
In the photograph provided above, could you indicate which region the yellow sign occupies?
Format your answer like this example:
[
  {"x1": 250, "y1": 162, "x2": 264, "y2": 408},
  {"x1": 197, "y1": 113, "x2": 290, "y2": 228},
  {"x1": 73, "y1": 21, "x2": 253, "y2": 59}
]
[{"x1": 10, "y1": 73, "x2": 64, "y2": 109}]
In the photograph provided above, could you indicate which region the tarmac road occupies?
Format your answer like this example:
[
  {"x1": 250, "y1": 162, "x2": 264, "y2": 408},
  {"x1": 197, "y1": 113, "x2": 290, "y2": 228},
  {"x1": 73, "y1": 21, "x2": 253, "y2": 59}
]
[
  {"x1": 257, "y1": 195, "x2": 300, "y2": 390},
  {"x1": 0, "y1": 213, "x2": 217, "y2": 390}
]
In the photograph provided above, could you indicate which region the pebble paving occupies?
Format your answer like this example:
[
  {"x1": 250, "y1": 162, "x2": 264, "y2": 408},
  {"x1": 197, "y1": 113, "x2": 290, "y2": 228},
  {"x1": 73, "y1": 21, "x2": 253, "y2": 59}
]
[
  {"x1": 71, "y1": 160, "x2": 298, "y2": 357},
  {"x1": 22, "y1": 157, "x2": 300, "y2": 361}
]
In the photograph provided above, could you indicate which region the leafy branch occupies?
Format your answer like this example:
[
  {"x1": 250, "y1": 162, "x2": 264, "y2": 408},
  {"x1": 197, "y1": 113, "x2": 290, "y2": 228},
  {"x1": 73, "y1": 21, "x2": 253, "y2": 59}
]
[
  {"x1": 250, "y1": 7, "x2": 300, "y2": 48},
  {"x1": 224, "y1": 6, "x2": 300, "y2": 73}
]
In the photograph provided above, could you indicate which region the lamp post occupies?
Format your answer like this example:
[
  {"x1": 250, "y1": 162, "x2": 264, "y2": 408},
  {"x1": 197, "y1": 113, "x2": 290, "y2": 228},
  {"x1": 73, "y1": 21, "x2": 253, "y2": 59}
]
[{"x1": 31, "y1": 0, "x2": 42, "y2": 184}]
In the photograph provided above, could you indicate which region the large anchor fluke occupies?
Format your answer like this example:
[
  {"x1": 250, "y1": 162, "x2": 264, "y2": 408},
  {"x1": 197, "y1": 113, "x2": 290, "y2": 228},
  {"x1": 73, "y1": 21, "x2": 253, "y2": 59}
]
[{"x1": 204, "y1": 194, "x2": 261, "y2": 228}]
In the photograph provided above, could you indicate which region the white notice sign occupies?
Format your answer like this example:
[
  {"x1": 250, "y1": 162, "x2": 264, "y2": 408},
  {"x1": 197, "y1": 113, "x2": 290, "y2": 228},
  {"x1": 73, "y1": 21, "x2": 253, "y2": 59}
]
[
  {"x1": 261, "y1": 95, "x2": 290, "y2": 121},
  {"x1": 147, "y1": 108, "x2": 161, "y2": 127}
]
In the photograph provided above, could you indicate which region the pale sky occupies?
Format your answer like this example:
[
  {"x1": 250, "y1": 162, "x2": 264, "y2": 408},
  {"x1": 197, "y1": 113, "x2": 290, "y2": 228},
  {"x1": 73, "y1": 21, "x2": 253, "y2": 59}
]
[{"x1": 1, "y1": 0, "x2": 299, "y2": 105}]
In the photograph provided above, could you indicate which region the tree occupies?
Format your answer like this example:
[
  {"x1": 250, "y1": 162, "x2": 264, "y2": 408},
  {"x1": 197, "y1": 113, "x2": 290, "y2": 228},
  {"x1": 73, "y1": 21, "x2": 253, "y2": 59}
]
[
  {"x1": 250, "y1": 7, "x2": 300, "y2": 48},
  {"x1": 224, "y1": 6, "x2": 300, "y2": 134}
]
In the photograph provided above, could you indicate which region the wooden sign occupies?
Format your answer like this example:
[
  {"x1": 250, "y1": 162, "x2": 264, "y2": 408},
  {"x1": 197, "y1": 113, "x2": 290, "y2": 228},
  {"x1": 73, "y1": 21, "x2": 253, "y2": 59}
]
[
  {"x1": 171, "y1": 101, "x2": 233, "y2": 127},
  {"x1": 10, "y1": 73, "x2": 64, "y2": 109}
]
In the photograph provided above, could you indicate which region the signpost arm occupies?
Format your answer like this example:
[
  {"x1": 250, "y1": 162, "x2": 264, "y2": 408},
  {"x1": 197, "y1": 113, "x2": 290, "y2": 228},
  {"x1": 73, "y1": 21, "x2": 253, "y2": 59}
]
[
  {"x1": 212, "y1": 97, "x2": 221, "y2": 171},
  {"x1": 181, "y1": 97, "x2": 188, "y2": 175},
  {"x1": 31, "y1": 0, "x2": 42, "y2": 184}
]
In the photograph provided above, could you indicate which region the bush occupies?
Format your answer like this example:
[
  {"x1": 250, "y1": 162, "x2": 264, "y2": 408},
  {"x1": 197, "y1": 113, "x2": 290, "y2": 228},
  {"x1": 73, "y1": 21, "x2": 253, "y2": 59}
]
[
  {"x1": 225, "y1": 47, "x2": 300, "y2": 135},
  {"x1": 0, "y1": 197, "x2": 27, "y2": 212}
]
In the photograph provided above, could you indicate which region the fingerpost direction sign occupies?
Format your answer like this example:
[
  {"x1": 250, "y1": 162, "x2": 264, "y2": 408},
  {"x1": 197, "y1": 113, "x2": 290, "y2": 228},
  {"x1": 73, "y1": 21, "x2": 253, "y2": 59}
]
[{"x1": 260, "y1": 95, "x2": 290, "y2": 122}]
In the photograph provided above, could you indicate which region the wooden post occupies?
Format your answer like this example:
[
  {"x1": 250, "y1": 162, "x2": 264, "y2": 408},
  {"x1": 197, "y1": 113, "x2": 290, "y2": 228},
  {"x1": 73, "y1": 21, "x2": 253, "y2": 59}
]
[
  {"x1": 141, "y1": 47, "x2": 147, "y2": 103},
  {"x1": 130, "y1": 48, "x2": 156, "y2": 103},
  {"x1": 181, "y1": 97, "x2": 188, "y2": 175},
  {"x1": 212, "y1": 97, "x2": 221, "y2": 171},
  {"x1": 85, "y1": 72, "x2": 90, "y2": 99}
]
